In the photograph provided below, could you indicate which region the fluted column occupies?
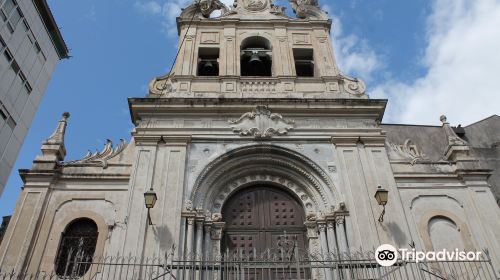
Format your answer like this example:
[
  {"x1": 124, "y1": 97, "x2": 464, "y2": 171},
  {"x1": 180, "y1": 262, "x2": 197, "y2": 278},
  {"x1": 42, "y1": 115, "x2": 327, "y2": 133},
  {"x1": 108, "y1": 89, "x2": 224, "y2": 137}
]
[
  {"x1": 195, "y1": 219, "x2": 204, "y2": 258},
  {"x1": 318, "y1": 222, "x2": 333, "y2": 280},
  {"x1": 195, "y1": 219, "x2": 204, "y2": 280},
  {"x1": 204, "y1": 223, "x2": 212, "y2": 259},
  {"x1": 318, "y1": 222, "x2": 328, "y2": 255},
  {"x1": 326, "y1": 220, "x2": 338, "y2": 255},
  {"x1": 185, "y1": 217, "x2": 195, "y2": 256}
]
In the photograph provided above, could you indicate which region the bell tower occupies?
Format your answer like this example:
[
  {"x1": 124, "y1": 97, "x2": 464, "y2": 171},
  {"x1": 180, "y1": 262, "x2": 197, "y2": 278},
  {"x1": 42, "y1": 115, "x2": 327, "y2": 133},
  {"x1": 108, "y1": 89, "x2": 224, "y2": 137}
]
[{"x1": 149, "y1": 0, "x2": 366, "y2": 98}]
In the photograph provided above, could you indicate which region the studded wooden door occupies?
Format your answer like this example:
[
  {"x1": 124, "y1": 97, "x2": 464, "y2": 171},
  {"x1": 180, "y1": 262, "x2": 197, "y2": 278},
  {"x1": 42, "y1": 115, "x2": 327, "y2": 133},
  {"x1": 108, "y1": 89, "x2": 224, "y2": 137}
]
[{"x1": 222, "y1": 186, "x2": 307, "y2": 253}]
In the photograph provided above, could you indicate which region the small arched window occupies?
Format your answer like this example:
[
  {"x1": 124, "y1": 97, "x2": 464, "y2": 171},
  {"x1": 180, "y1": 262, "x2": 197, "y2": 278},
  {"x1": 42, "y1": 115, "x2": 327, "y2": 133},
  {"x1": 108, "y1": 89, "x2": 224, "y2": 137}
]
[
  {"x1": 241, "y1": 36, "x2": 272, "y2": 76},
  {"x1": 428, "y1": 216, "x2": 465, "y2": 251},
  {"x1": 55, "y1": 218, "x2": 98, "y2": 277}
]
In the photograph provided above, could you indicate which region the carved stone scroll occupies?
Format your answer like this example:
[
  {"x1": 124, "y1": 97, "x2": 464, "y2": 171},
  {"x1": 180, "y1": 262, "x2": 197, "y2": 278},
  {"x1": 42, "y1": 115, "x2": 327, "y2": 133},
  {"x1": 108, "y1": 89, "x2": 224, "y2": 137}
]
[{"x1": 229, "y1": 106, "x2": 295, "y2": 138}]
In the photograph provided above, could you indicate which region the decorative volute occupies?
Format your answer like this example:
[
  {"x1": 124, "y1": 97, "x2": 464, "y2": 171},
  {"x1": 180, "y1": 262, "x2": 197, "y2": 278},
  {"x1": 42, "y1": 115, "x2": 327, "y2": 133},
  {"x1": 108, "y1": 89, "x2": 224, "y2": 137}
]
[
  {"x1": 32, "y1": 112, "x2": 70, "y2": 170},
  {"x1": 440, "y1": 115, "x2": 470, "y2": 161}
]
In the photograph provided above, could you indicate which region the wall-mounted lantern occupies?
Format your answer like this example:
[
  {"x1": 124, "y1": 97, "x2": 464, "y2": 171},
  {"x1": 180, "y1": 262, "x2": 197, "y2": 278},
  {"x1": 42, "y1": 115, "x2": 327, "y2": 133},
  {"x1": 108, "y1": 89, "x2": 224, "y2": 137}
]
[
  {"x1": 374, "y1": 186, "x2": 389, "y2": 222},
  {"x1": 144, "y1": 188, "x2": 158, "y2": 225}
]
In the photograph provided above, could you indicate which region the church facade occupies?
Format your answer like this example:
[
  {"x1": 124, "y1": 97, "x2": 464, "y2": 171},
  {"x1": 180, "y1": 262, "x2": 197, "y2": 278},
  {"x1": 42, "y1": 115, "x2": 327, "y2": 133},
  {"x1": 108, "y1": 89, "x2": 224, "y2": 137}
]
[{"x1": 1, "y1": 0, "x2": 499, "y2": 279}]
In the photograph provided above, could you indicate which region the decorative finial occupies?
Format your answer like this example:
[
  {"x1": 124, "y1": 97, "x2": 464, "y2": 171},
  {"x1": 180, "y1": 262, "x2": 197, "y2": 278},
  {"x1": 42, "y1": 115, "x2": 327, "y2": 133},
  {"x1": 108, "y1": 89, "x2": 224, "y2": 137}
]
[
  {"x1": 440, "y1": 114, "x2": 469, "y2": 161},
  {"x1": 45, "y1": 112, "x2": 70, "y2": 145},
  {"x1": 33, "y1": 112, "x2": 71, "y2": 170}
]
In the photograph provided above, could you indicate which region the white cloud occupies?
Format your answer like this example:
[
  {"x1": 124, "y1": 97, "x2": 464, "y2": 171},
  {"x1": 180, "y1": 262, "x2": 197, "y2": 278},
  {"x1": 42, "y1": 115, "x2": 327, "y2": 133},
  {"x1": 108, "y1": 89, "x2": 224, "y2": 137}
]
[
  {"x1": 134, "y1": 1, "x2": 162, "y2": 15},
  {"x1": 135, "y1": 0, "x2": 190, "y2": 36},
  {"x1": 135, "y1": 0, "x2": 235, "y2": 36},
  {"x1": 84, "y1": 5, "x2": 97, "y2": 22},
  {"x1": 373, "y1": 0, "x2": 500, "y2": 125},
  {"x1": 324, "y1": 5, "x2": 384, "y2": 83}
]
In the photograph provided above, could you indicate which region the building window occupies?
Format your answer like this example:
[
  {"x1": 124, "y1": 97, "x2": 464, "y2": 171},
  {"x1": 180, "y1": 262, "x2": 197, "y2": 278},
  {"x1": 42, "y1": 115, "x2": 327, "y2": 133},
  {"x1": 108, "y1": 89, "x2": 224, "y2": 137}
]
[
  {"x1": 294, "y1": 48, "x2": 315, "y2": 77},
  {"x1": 3, "y1": 48, "x2": 12, "y2": 63},
  {"x1": 197, "y1": 47, "x2": 219, "y2": 76},
  {"x1": 21, "y1": 17, "x2": 46, "y2": 61},
  {"x1": 0, "y1": 0, "x2": 16, "y2": 20},
  {"x1": 0, "y1": 101, "x2": 15, "y2": 129},
  {"x1": 5, "y1": 50, "x2": 32, "y2": 94},
  {"x1": 0, "y1": 107, "x2": 6, "y2": 120},
  {"x1": 55, "y1": 218, "x2": 98, "y2": 277},
  {"x1": 0, "y1": 216, "x2": 11, "y2": 246},
  {"x1": 1, "y1": 0, "x2": 23, "y2": 34},
  {"x1": 241, "y1": 36, "x2": 272, "y2": 77}
]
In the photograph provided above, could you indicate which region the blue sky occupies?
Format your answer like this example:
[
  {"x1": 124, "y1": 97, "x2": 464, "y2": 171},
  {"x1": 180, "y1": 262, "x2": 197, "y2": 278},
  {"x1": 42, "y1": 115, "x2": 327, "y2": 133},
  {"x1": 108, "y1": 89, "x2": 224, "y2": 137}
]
[{"x1": 0, "y1": 0, "x2": 499, "y2": 217}]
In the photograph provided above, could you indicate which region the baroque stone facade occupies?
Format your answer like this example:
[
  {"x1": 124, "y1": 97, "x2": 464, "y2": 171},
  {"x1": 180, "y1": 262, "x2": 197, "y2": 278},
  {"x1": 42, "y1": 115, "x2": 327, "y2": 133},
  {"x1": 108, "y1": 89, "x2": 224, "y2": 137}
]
[{"x1": 0, "y1": 0, "x2": 499, "y2": 277}]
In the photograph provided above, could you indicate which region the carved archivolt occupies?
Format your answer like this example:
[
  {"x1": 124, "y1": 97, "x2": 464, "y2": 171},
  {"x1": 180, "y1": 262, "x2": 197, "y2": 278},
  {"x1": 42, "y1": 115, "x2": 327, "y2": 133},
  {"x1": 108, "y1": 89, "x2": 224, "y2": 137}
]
[{"x1": 191, "y1": 145, "x2": 339, "y2": 214}]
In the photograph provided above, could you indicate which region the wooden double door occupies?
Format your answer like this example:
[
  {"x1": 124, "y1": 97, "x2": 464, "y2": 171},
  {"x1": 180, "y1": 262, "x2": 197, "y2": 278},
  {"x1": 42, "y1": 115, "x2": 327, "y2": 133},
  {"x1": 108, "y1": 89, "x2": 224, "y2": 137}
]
[{"x1": 222, "y1": 186, "x2": 307, "y2": 254}]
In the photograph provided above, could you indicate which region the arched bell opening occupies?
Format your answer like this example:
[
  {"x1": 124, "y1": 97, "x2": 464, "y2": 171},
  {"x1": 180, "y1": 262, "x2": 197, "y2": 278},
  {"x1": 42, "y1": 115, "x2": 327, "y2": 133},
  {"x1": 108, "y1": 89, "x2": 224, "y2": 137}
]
[
  {"x1": 240, "y1": 36, "x2": 272, "y2": 76},
  {"x1": 221, "y1": 185, "x2": 308, "y2": 254}
]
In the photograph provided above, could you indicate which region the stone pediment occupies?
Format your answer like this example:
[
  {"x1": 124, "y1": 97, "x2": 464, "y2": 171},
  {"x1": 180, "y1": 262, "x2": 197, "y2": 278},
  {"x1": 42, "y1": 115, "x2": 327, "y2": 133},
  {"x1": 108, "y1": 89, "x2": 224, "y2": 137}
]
[{"x1": 229, "y1": 106, "x2": 295, "y2": 138}]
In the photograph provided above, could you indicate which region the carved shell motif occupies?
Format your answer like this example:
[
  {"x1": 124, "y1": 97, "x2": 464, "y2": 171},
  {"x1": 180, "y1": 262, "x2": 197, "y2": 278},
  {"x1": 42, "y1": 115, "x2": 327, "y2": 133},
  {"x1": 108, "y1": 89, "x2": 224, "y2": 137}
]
[{"x1": 229, "y1": 106, "x2": 295, "y2": 138}]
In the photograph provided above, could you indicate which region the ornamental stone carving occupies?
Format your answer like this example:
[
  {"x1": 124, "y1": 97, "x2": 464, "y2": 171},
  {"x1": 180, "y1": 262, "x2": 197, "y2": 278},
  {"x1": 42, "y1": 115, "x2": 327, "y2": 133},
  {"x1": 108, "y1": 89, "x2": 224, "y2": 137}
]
[
  {"x1": 335, "y1": 215, "x2": 345, "y2": 225},
  {"x1": 180, "y1": 0, "x2": 231, "y2": 19},
  {"x1": 290, "y1": 0, "x2": 328, "y2": 20},
  {"x1": 63, "y1": 139, "x2": 127, "y2": 169},
  {"x1": 184, "y1": 200, "x2": 194, "y2": 211},
  {"x1": 388, "y1": 139, "x2": 426, "y2": 165},
  {"x1": 210, "y1": 227, "x2": 223, "y2": 240},
  {"x1": 341, "y1": 74, "x2": 366, "y2": 96},
  {"x1": 229, "y1": 106, "x2": 295, "y2": 138},
  {"x1": 211, "y1": 213, "x2": 222, "y2": 222},
  {"x1": 242, "y1": 0, "x2": 268, "y2": 11}
]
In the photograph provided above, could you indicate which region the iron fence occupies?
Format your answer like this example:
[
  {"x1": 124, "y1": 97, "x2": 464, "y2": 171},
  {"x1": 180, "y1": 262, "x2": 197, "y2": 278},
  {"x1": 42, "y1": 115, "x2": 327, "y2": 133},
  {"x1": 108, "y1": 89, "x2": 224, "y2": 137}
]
[{"x1": 0, "y1": 247, "x2": 498, "y2": 280}]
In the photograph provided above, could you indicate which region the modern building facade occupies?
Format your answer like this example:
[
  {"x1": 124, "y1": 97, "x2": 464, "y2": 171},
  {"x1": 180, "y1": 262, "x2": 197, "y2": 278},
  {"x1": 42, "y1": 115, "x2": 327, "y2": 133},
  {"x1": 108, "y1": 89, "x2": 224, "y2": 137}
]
[
  {"x1": 0, "y1": 0, "x2": 68, "y2": 195},
  {"x1": 0, "y1": 0, "x2": 499, "y2": 279}
]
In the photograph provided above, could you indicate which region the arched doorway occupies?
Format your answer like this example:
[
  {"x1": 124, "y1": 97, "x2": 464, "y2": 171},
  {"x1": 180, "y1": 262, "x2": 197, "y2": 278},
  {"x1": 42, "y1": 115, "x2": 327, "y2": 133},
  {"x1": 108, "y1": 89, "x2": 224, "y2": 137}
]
[{"x1": 222, "y1": 186, "x2": 307, "y2": 253}]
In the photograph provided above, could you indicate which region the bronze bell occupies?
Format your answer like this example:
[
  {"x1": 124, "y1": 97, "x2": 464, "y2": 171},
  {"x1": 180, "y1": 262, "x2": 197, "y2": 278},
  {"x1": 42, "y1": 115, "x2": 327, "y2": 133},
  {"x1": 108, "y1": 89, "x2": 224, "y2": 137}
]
[
  {"x1": 249, "y1": 53, "x2": 263, "y2": 65},
  {"x1": 203, "y1": 60, "x2": 215, "y2": 71}
]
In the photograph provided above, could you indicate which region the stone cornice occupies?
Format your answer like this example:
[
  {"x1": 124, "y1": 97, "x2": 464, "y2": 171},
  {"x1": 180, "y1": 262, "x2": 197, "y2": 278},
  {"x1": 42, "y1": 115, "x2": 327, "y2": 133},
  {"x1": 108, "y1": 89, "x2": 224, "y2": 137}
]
[
  {"x1": 132, "y1": 135, "x2": 192, "y2": 146},
  {"x1": 128, "y1": 98, "x2": 387, "y2": 125},
  {"x1": 331, "y1": 136, "x2": 386, "y2": 147},
  {"x1": 177, "y1": 17, "x2": 332, "y2": 30}
]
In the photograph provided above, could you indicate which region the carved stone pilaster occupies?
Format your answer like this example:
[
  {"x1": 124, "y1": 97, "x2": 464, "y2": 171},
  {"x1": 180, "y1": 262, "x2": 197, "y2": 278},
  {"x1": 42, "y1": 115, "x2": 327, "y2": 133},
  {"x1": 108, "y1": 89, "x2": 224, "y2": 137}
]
[
  {"x1": 335, "y1": 215, "x2": 345, "y2": 225},
  {"x1": 334, "y1": 213, "x2": 349, "y2": 253},
  {"x1": 210, "y1": 221, "x2": 225, "y2": 257},
  {"x1": 326, "y1": 220, "x2": 337, "y2": 254},
  {"x1": 305, "y1": 221, "x2": 318, "y2": 239}
]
